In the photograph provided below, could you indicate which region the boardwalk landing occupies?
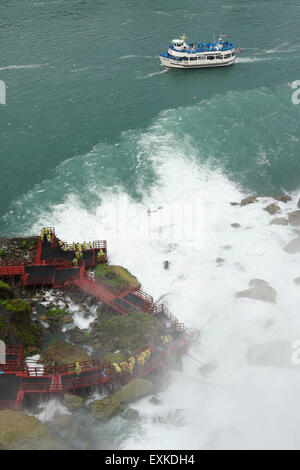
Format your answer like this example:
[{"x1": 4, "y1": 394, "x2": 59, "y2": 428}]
[{"x1": 0, "y1": 228, "x2": 186, "y2": 409}]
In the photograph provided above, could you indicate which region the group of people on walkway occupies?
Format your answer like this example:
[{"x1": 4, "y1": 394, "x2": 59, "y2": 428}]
[
  {"x1": 40, "y1": 228, "x2": 52, "y2": 244},
  {"x1": 113, "y1": 348, "x2": 152, "y2": 376}
]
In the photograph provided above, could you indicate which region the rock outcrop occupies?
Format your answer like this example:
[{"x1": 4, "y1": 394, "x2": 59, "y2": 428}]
[
  {"x1": 0, "y1": 410, "x2": 65, "y2": 450},
  {"x1": 40, "y1": 339, "x2": 91, "y2": 367},
  {"x1": 91, "y1": 378, "x2": 156, "y2": 421},
  {"x1": 283, "y1": 238, "x2": 300, "y2": 254},
  {"x1": 235, "y1": 279, "x2": 277, "y2": 304},
  {"x1": 269, "y1": 217, "x2": 288, "y2": 226},
  {"x1": 264, "y1": 203, "x2": 281, "y2": 215},
  {"x1": 288, "y1": 210, "x2": 300, "y2": 226}
]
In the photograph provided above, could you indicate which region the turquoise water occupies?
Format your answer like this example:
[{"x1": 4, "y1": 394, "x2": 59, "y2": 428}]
[{"x1": 1, "y1": 0, "x2": 300, "y2": 233}]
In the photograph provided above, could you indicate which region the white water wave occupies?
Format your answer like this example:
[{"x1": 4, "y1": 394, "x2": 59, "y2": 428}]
[{"x1": 0, "y1": 63, "x2": 49, "y2": 71}]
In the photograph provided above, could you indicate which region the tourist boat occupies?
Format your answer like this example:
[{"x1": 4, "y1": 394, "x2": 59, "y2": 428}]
[{"x1": 159, "y1": 34, "x2": 239, "y2": 69}]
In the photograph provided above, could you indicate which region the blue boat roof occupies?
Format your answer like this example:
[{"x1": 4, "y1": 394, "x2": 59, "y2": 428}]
[{"x1": 168, "y1": 41, "x2": 234, "y2": 53}]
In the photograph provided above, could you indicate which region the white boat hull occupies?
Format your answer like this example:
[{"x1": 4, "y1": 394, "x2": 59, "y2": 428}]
[{"x1": 159, "y1": 55, "x2": 235, "y2": 69}]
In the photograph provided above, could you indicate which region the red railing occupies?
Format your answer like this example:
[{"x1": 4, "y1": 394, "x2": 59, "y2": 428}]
[
  {"x1": 152, "y1": 304, "x2": 185, "y2": 331},
  {"x1": 135, "y1": 289, "x2": 153, "y2": 305}
]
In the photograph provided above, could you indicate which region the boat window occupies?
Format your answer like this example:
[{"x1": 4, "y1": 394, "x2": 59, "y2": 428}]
[
  {"x1": 207, "y1": 56, "x2": 215, "y2": 60},
  {"x1": 224, "y1": 54, "x2": 231, "y2": 59},
  {"x1": 232, "y1": 51, "x2": 235, "y2": 56},
  {"x1": 217, "y1": 55, "x2": 223, "y2": 59},
  {"x1": 198, "y1": 56, "x2": 205, "y2": 60},
  {"x1": 190, "y1": 57, "x2": 197, "y2": 61},
  {"x1": 183, "y1": 57, "x2": 188, "y2": 61}
]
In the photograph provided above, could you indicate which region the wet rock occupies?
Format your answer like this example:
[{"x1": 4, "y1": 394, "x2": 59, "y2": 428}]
[
  {"x1": 92, "y1": 379, "x2": 156, "y2": 421},
  {"x1": 297, "y1": 198, "x2": 300, "y2": 209},
  {"x1": 240, "y1": 196, "x2": 257, "y2": 206},
  {"x1": 275, "y1": 195, "x2": 292, "y2": 203},
  {"x1": 269, "y1": 217, "x2": 289, "y2": 226},
  {"x1": 103, "y1": 351, "x2": 124, "y2": 364},
  {"x1": 216, "y1": 258, "x2": 225, "y2": 264},
  {"x1": 235, "y1": 279, "x2": 277, "y2": 304},
  {"x1": 247, "y1": 341, "x2": 300, "y2": 369},
  {"x1": 230, "y1": 202, "x2": 239, "y2": 206},
  {"x1": 37, "y1": 293, "x2": 46, "y2": 303},
  {"x1": 283, "y1": 238, "x2": 300, "y2": 254},
  {"x1": 35, "y1": 303, "x2": 48, "y2": 316},
  {"x1": 122, "y1": 408, "x2": 140, "y2": 421},
  {"x1": 234, "y1": 263, "x2": 245, "y2": 271},
  {"x1": 0, "y1": 410, "x2": 65, "y2": 450},
  {"x1": 149, "y1": 395, "x2": 163, "y2": 406},
  {"x1": 46, "y1": 413, "x2": 78, "y2": 441},
  {"x1": 0, "y1": 280, "x2": 13, "y2": 300},
  {"x1": 231, "y1": 223, "x2": 241, "y2": 229},
  {"x1": 264, "y1": 203, "x2": 281, "y2": 215},
  {"x1": 63, "y1": 394, "x2": 85, "y2": 412},
  {"x1": 163, "y1": 260, "x2": 169, "y2": 270},
  {"x1": 294, "y1": 277, "x2": 300, "y2": 285},
  {"x1": 288, "y1": 210, "x2": 300, "y2": 226},
  {"x1": 91, "y1": 397, "x2": 124, "y2": 421},
  {"x1": 223, "y1": 245, "x2": 231, "y2": 250}
]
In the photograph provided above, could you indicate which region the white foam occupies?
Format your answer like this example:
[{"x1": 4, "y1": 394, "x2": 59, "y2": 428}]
[{"x1": 0, "y1": 64, "x2": 49, "y2": 71}]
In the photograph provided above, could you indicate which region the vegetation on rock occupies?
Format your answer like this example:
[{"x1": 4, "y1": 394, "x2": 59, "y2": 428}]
[
  {"x1": 0, "y1": 298, "x2": 32, "y2": 314},
  {"x1": 92, "y1": 378, "x2": 155, "y2": 421},
  {"x1": 95, "y1": 264, "x2": 141, "y2": 290},
  {"x1": 93, "y1": 311, "x2": 164, "y2": 356}
]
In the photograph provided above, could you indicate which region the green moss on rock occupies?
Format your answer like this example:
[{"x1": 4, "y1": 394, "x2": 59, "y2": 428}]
[
  {"x1": 95, "y1": 312, "x2": 164, "y2": 355},
  {"x1": 91, "y1": 378, "x2": 155, "y2": 421},
  {"x1": 0, "y1": 298, "x2": 32, "y2": 314},
  {"x1": 63, "y1": 394, "x2": 85, "y2": 412},
  {"x1": 0, "y1": 313, "x2": 9, "y2": 339},
  {"x1": 0, "y1": 280, "x2": 13, "y2": 300},
  {"x1": 103, "y1": 351, "x2": 124, "y2": 364},
  {"x1": 91, "y1": 396, "x2": 124, "y2": 421},
  {"x1": 95, "y1": 264, "x2": 141, "y2": 290},
  {"x1": 0, "y1": 298, "x2": 41, "y2": 355}
]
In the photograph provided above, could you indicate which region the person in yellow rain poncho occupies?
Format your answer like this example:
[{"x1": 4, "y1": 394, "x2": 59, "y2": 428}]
[
  {"x1": 88, "y1": 241, "x2": 93, "y2": 250},
  {"x1": 128, "y1": 356, "x2": 135, "y2": 375},
  {"x1": 113, "y1": 362, "x2": 122, "y2": 373},
  {"x1": 97, "y1": 249, "x2": 105, "y2": 261},
  {"x1": 137, "y1": 351, "x2": 146, "y2": 366},
  {"x1": 75, "y1": 361, "x2": 82, "y2": 377},
  {"x1": 120, "y1": 361, "x2": 130, "y2": 373},
  {"x1": 144, "y1": 348, "x2": 151, "y2": 361},
  {"x1": 83, "y1": 242, "x2": 87, "y2": 251}
]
